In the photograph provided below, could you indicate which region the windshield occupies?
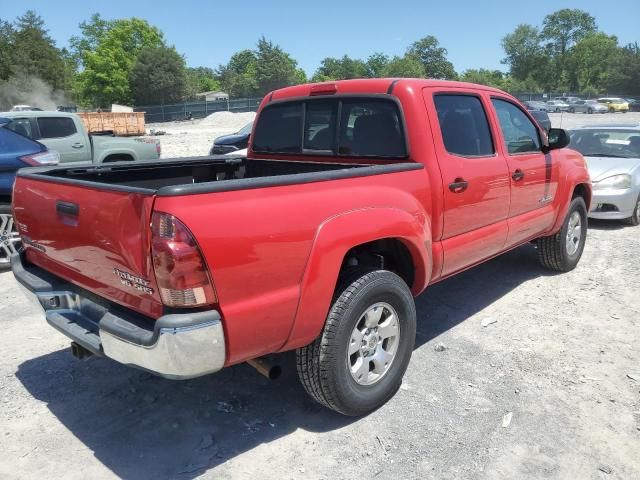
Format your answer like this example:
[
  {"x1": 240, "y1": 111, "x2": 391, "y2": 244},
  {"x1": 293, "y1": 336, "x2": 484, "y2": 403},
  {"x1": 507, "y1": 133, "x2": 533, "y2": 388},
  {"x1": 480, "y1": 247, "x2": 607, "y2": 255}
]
[
  {"x1": 570, "y1": 129, "x2": 640, "y2": 159},
  {"x1": 237, "y1": 121, "x2": 253, "y2": 135}
]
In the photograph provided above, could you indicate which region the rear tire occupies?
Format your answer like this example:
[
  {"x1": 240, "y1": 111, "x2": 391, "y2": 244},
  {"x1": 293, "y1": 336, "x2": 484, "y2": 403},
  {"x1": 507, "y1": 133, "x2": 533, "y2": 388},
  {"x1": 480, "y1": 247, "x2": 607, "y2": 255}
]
[
  {"x1": 587, "y1": 108, "x2": 593, "y2": 114},
  {"x1": 569, "y1": 107, "x2": 575, "y2": 113},
  {"x1": 296, "y1": 270, "x2": 416, "y2": 416},
  {"x1": 537, "y1": 197, "x2": 588, "y2": 272},
  {"x1": 623, "y1": 195, "x2": 640, "y2": 226},
  {"x1": 0, "y1": 204, "x2": 20, "y2": 271}
]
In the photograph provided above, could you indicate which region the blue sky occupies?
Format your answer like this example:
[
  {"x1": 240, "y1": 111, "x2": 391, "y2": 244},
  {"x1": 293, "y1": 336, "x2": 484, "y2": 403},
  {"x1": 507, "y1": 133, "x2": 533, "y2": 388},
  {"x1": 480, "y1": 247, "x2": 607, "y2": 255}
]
[{"x1": 2, "y1": 0, "x2": 638, "y2": 76}]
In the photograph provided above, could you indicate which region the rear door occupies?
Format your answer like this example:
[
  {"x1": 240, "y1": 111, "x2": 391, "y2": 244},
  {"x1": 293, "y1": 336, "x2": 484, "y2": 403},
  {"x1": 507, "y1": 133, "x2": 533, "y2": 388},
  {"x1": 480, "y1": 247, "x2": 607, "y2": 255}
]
[
  {"x1": 12, "y1": 177, "x2": 163, "y2": 318},
  {"x1": 423, "y1": 89, "x2": 511, "y2": 276},
  {"x1": 35, "y1": 116, "x2": 91, "y2": 163},
  {"x1": 489, "y1": 97, "x2": 558, "y2": 248}
]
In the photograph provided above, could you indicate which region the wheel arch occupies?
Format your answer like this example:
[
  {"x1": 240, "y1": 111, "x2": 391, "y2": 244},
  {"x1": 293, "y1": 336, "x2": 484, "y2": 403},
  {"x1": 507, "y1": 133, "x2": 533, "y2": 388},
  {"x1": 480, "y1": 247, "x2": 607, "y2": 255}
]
[
  {"x1": 102, "y1": 153, "x2": 135, "y2": 163},
  {"x1": 280, "y1": 208, "x2": 431, "y2": 351}
]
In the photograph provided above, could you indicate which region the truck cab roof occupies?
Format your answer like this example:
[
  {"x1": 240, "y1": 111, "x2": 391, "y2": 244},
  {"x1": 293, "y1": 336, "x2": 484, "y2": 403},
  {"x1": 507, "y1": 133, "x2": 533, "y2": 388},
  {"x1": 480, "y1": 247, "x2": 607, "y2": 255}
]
[{"x1": 269, "y1": 78, "x2": 510, "y2": 101}]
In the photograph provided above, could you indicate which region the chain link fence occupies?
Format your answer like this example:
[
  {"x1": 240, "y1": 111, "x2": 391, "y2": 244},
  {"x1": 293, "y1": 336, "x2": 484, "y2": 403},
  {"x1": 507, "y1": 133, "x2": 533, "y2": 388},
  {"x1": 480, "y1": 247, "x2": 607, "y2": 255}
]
[{"x1": 134, "y1": 97, "x2": 262, "y2": 123}]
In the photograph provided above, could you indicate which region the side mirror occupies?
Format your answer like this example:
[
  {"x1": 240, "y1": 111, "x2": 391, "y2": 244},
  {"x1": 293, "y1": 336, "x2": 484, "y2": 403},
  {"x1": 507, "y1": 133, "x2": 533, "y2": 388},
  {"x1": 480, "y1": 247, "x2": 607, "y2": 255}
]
[{"x1": 545, "y1": 128, "x2": 569, "y2": 151}]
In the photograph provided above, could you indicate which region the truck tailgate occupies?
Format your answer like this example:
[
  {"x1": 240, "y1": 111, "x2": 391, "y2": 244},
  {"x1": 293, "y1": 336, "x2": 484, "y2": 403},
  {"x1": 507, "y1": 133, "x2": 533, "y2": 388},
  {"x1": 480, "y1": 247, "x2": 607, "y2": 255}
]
[{"x1": 12, "y1": 177, "x2": 163, "y2": 318}]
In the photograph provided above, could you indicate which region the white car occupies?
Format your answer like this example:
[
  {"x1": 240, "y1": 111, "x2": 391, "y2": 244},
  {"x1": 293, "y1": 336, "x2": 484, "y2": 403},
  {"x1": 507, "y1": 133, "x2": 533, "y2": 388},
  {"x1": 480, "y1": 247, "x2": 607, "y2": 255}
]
[
  {"x1": 569, "y1": 124, "x2": 640, "y2": 225},
  {"x1": 10, "y1": 105, "x2": 41, "y2": 112}
]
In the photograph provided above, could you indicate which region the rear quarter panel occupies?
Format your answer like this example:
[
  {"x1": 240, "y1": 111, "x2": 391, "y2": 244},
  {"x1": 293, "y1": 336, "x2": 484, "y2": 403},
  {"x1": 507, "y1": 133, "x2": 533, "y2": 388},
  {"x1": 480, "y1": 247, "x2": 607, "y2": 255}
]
[{"x1": 154, "y1": 167, "x2": 431, "y2": 365}]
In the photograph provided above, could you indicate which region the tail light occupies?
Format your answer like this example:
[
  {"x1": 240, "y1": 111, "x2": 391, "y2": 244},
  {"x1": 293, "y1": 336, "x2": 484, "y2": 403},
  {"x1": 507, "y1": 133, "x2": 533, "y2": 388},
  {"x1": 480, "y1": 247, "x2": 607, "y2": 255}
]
[
  {"x1": 156, "y1": 141, "x2": 161, "y2": 156},
  {"x1": 20, "y1": 150, "x2": 60, "y2": 166},
  {"x1": 151, "y1": 212, "x2": 216, "y2": 308}
]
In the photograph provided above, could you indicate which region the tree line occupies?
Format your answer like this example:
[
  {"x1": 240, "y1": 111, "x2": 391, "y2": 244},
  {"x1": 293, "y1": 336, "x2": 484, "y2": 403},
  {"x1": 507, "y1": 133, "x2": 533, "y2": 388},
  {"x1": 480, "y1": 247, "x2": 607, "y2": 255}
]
[{"x1": 0, "y1": 8, "x2": 638, "y2": 110}]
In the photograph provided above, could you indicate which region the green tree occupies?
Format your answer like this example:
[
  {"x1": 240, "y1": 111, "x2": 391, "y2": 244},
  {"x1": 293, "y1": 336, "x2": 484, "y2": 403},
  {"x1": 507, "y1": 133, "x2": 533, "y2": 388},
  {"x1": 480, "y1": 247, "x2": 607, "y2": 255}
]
[
  {"x1": 11, "y1": 10, "x2": 68, "y2": 90},
  {"x1": 312, "y1": 55, "x2": 369, "y2": 81},
  {"x1": 185, "y1": 67, "x2": 220, "y2": 98},
  {"x1": 383, "y1": 55, "x2": 425, "y2": 77},
  {"x1": 0, "y1": 18, "x2": 15, "y2": 80},
  {"x1": 566, "y1": 33, "x2": 619, "y2": 93},
  {"x1": 217, "y1": 49, "x2": 259, "y2": 97},
  {"x1": 366, "y1": 52, "x2": 390, "y2": 78},
  {"x1": 254, "y1": 37, "x2": 305, "y2": 94},
  {"x1": 459, "y1": 69, "x2": 507, "y2": 89},
  {"x1": 68, "y1": 13, "x2": 111, "y2": 69},
  {"x1": 607, "y1": 42, "x2": 640, "y2": 96},
  {"x1": 129, "y1": 45, "x2": 187, "y2": 105},
  {"x1": 75, "y1": 18, "x2": 164, "y2": 107},
  {"x1": 407, "y1": 36, "x2": 456, "y2": 79},
  {"x1": 541, "y1": 9, "x2": 597, "y2": 56},
  {"x1": 501, "y1": 24, "x2": 553, "y2": 90}
]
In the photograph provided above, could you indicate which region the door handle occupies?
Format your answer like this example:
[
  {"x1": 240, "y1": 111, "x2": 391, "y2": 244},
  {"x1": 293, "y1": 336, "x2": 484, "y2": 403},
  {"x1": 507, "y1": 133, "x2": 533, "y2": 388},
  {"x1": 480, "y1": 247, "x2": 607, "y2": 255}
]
[
  {"x1": 448, "y1": 178, "x2": 468, "y2": 193},
  {"x1": 512, "y1": 169, "x2": 525, "y2": 181},
  {"x1": 56, "y1": 201, "x2": 79, "y2": 216},
  {"x1": 71, "y1": 143, "x2": 84, "y2": 149}
]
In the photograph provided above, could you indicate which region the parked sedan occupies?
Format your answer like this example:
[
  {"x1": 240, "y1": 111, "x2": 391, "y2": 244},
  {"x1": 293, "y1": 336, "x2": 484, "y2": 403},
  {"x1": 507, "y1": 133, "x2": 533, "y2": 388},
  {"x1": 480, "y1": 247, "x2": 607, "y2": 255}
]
[
  {"x1": 597, "y1": 97, "x2": 629, "y2": 113},
  {"x1": 209, "y1": 121, "x2": 253, "y2": 155},
  {"x1": 547, "y1": 100, "x2": 570, "y2": 112},
  {"x1": 0, "y1": 118, "x2": 59, "y2": 269},
  {"x1": 569, "y1": 124, "x2": 640, "y2": 225},
  {"x1": 568, "y1": 100, "x2": 608, "y2": 114},
  {"x1": 524, "y1": 100, "x2": 548, "y2": 111}
]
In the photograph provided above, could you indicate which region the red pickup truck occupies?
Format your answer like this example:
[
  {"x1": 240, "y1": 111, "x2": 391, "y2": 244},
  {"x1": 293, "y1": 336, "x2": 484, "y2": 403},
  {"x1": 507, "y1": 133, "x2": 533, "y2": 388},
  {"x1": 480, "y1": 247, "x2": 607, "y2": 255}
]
[{"x1": 11, "y1": 79, "x2": 591, "y2": 416}]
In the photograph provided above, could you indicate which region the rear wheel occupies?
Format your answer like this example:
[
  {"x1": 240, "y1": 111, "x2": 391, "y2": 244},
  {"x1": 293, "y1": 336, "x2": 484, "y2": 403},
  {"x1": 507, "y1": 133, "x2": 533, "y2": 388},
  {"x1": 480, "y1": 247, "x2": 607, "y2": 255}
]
[
  {"x1": 624, "y1": 195, "x2": 640, "y2": 226},
  {"x1": 569, "y1": 107, "x2": 575, "y2": 113},
  {"x1": 587, "y1": 108, "x2": 593, "y2": 114},
  {"x1": 0, "y1": 204, "x2": 20, "y2": 271},
  {"x1": 537, "y1": 197, "x2": 588, "y2": 272},
  {"x1": 296, "y1": 270, "x2": 416, "y2": 416}
]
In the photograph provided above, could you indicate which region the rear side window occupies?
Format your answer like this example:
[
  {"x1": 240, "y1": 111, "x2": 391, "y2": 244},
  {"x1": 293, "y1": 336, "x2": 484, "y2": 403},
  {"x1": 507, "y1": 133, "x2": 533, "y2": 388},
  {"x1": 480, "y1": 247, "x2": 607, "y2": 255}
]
[
  {"x1": 252, "y1": 103, "x2": 302, "y2": 153},
  {"x1": 491, "y1": 99, "x2": 541, "y2": 154},
  {"x1": 434, "y1": 95, "x2": 494, "y2": 157},
  {"x1": 0, "y1": 127, "x2": 41, "y2": 154},
  {"x1": 338, "y1": 99, "x2": 405, "y2": 157},
  {"x1": 252, "y1": 97, "x2": 407, "y2": 158},
  {"x1": 37, "y1": 117, "x2": 77, "y2": 138},
  {"x1": 5, "y1": 118, "x2": 35, "y2": 139}
]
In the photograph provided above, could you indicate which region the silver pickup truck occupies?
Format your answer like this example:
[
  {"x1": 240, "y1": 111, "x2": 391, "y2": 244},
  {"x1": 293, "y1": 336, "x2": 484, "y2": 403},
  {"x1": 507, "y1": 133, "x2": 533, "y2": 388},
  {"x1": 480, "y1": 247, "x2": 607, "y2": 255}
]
[{"x1": 1, "y1": 111, "x2": 160, "y2": 164}]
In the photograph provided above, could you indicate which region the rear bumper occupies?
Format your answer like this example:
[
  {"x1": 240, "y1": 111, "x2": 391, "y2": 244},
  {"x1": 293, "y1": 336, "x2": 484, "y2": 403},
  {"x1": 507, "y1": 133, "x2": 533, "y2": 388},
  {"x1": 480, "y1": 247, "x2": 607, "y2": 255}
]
[{"x1": 11, "y1": 253, "x2": 226, "y2": 379}]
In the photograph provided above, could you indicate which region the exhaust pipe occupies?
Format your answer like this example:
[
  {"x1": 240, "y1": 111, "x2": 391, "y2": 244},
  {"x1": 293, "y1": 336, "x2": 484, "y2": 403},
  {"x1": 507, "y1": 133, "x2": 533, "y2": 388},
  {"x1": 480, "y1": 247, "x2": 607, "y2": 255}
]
[
  {"x1": 247, "y1": 357, "x2": 281, "y2": 380},
  {"x1": 70, "y1": 342, "x2": 93, "y2": 360}
]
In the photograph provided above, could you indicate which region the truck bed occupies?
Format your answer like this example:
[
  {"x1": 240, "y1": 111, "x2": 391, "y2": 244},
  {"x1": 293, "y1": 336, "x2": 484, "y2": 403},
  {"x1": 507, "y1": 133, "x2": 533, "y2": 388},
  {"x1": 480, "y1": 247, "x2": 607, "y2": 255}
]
[{"x1": 19, "y1": 156, "x2": 418, "y2": 196}]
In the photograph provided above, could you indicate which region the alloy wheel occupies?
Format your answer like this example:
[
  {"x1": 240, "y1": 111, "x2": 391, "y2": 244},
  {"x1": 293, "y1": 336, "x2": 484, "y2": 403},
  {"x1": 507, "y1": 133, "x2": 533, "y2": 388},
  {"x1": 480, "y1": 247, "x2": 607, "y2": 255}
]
[
  {"x1": 566, "y1": 211, "x2": 582, "y2": 256},
  {"x1": 347, "y1": 302, "x2": 401, "y2": 386},
  {"x1": 0, "y1": 213, "x2": 21, "y2": 266}
]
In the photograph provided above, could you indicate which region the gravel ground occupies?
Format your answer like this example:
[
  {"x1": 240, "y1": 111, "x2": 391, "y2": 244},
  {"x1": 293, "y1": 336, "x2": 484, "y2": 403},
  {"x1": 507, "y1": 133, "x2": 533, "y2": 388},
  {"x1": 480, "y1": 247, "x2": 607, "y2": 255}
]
[{"x1": 1, "y1": 111, "x2": 639, "y2": 480}]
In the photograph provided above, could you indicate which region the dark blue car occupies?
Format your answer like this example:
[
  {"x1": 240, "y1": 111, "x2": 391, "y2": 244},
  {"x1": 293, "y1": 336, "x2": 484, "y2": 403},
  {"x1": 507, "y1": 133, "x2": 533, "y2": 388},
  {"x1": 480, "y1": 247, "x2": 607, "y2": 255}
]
[{"x1": 0, "y1": 118, "x2": 59, "y2": 269}]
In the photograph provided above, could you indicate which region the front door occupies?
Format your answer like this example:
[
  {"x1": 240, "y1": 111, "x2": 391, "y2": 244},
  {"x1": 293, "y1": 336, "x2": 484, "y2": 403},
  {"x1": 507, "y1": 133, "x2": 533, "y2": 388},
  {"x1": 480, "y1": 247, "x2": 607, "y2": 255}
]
[
  {"x1": 35, "y1": 116, "x2": 91, "y2": 163},
  {"x1": 490, "y1": 98, "x2": 558, "y2": 247},
  {"x1": 424, "y1": 89, "x2": 511, "y2": 276}
]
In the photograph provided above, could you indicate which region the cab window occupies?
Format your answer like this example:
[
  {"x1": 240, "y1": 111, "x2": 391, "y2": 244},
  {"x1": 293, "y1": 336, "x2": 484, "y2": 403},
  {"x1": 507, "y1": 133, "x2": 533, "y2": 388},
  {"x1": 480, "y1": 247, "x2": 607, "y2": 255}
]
[
  {"x1": 491, "y1": 99, "x2": 541, "y2": 154},
  {"x1": 37, "y1": 117, "x2": 77, "y2": 138},
  {"x1": 434, "y1": 94, "x2": 494, "y2": 157},
  {"x1": 5, "y1": 118, "x2": 35, "y2": 139}
]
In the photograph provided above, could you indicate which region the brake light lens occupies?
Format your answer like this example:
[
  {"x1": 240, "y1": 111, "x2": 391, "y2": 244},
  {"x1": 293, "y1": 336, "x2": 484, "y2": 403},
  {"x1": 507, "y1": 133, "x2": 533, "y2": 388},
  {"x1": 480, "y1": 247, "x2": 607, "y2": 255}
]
[
  {"x1": 156, "y1": 141, "x2": 161, "y2": 156},
  {"x1": 151, "y1": 212, "x2": 216, "y2": 308},
  {"x1": 310, "y1": 83, "x2": 337, "y2": 96},
  {"x1": 20, "y1": 150, "x2": 60, "y2": 166}
]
